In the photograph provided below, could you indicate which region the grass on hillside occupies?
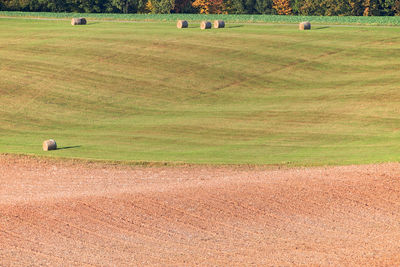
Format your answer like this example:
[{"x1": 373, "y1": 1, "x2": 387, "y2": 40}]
[{"x1": 1, "y1": 17, "x2": 400, "y2": 165}]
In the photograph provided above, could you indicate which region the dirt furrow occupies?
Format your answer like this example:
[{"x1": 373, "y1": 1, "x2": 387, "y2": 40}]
[{"x1": 2, "y1": 154, "x2": 400, "y2": 265}]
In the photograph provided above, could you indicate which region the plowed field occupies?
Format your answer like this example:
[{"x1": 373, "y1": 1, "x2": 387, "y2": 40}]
[{"x1": 1, "y1": 154, "x2": 400, "y2": 265}]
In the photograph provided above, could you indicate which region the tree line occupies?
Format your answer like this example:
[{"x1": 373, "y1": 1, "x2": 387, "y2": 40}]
[{"x1": 0, "y1": 0, "x2": 399, "y2": 15}]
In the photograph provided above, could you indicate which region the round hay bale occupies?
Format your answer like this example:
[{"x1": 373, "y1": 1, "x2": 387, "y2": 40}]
[
  {"x1": 71, "y1": 18, "x2": 87, "y2": 26},
  {"x1": 213, "y1": 20, "x2": 225, "y2": 28},
  {"x1": 79, "y1": 17, "x2": 87, "y2": 25},
  {"x1": 200, "y1": 21, "x2": 212, "y2": 30},
  {"x1": 177, "y1": 20, "x2": 188, "y2": 29},
  {"x1": 71, "y1": 18, "x2": 79, "y2": 25},
  {"x1": 299, "y1": 21, "x2": 311, "y2": 30},
  {"x1": 43, "y1": 139, "x2": 57, "y2": 151}
]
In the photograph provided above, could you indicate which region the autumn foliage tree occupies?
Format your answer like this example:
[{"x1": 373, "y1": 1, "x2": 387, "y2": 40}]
[
  {"x1": 272, "y1": 0, "x2": 291, "y2": 14},
  {"x1": 192, "y1": 0, "x2": 224, "y2": 13},
  {"x1": 363, "y1": 0, "x2": 379, "y2": 15}
]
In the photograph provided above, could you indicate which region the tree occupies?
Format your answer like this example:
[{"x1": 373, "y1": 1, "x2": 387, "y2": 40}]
[
  {"x1": 112, "y1": 0, "x2": 136, "y2": 13},
  {"x1": 224, "y1": 0, "x2": 259, "y2": 14},
  {"x1": 272, "y1": 0, "x2": 292, "y2": 14},
  {"x1": 149, "y1": 0, "x2": 174, "y2": 13},
  {"x1": 173, "y1": 0, "x2": 195, "y2": 12},
  {"x1": 318, "y1": 0, "x2": 349, "y2": 16},
  {"x1": 290, "y1": 0, "x2": 303, "y2": 14},
  {"x1": 3, "y1": 0, "x2": 33, "y2": 10},
  {"x1": 362, "y1": 0, "x2": 379, "y2": 15},
  {"x1": 254, "y1": 0, "x2": 274, "y2": 14},
  {"x1": 192, "y1": 0, "x2": 224, "y2": 13},
  {"x1": 394, "y1": 0, "x2": 400, "y2": 15},
  {"x1": 66, "y1": 0, "x2": 108, "y2": 12},
  {"x1": 377, "y1": 0, "x2": 400, "y2": 15},
  {"x1": 134, "y1": 0, "x2": 148, "y2": 13},
  {"x1": 348, "y1": 0, "x2": 363, "y2": 15},
  {"x1": 244, "y1": 0, "x2": 256, "y2": 13},
  {"x1": 36, "y1": 0, "x2": 68, "y2": 11},
  {"x1": 297, "y1": 0, "x2": 327, "y2": 15},
  {"x1": 224, "y1": 0, "x2": 245, "y2": 14}
]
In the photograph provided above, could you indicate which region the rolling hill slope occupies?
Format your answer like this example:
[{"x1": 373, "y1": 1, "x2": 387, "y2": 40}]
[{"x1": 1, "y1": 18, "x2": 400, "y2": 164}]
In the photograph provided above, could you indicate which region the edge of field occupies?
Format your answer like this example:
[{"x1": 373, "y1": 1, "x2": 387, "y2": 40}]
[
  {"x1": 2, "y1": 152, "x2": 395, "y2": 169},
  {"x1": 1, "y1": 11, "x2": 400, "y2": 26},
  {"x1": 1, "y1": 152, "x2": 292, "y2": 170},
  {"x1": 0, "y1": 152, "x2": 290, "y2": 169}
]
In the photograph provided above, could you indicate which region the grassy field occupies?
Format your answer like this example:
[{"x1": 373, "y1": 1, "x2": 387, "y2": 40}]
[
  {"x1": 1, "y1": 17, "x2": 400, "y2": 165},
  {"x1": 2, "y1": 11, "x2": 400, "y2": 25}
]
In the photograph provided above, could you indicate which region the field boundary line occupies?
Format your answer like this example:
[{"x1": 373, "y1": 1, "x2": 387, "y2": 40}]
[{"x1": 1, "y1": 15, "x2": 400, "y2": 28}]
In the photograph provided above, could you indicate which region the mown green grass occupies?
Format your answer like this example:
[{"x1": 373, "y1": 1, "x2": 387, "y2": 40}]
[
  {"x1": 2, "y1": 11, "x2": 400, "y2": 25},
  {"x1": 1, "y1": 17, "x2": 400, "y2": 165}
]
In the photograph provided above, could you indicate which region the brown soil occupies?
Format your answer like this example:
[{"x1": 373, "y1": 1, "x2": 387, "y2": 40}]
[{"x1": 1, "y1": 154, "x2": 400, "y2": 266}]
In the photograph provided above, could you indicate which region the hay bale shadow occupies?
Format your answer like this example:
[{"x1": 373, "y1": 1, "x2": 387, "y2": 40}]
[
  {"x1": 314, "y1": 26, "x2": 330, "y2": 30},
  {"x1": 226, "y1": 25, "x2": 244, "y2": 28},
  {"x1": 56, "y1": 145, "x2": 81, "y2": 150}
]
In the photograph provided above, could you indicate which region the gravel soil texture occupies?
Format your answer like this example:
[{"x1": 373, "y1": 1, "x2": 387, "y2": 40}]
[{"x1": 1, "y1": 154, "x2": 400, "y2": 266}]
